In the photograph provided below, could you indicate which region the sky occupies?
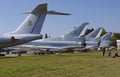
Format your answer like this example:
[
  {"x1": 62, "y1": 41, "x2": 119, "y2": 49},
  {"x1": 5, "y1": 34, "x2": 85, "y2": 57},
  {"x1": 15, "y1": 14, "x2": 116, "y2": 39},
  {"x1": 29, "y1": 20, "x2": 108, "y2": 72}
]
[{"x1": 0, "y1": 0, "x2": 120, "y2": 37}]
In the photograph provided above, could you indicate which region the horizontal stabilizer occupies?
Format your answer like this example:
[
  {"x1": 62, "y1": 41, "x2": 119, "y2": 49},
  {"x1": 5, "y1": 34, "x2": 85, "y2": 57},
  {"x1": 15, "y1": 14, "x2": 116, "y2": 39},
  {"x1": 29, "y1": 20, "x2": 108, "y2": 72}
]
[
  {"x1": 22, "y1": 11, "x2": 70, "y2": 15},
  {"x1": 22, "y1": 3, "x2": 70, "y2": 15},
  {"x1": 45, "y1": 11, "x2": 70, "y2": 15}
]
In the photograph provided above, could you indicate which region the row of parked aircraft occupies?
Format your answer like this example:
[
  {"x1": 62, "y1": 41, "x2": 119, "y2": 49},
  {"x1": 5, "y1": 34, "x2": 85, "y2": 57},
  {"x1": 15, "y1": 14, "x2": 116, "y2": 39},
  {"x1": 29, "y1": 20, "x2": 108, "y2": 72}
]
[
  {"x1": 0, "y1": 3, "x2": 113, "y2": 54},
  {"x1": 17, "y1": 22, "x2": 112, "y2": 52}
]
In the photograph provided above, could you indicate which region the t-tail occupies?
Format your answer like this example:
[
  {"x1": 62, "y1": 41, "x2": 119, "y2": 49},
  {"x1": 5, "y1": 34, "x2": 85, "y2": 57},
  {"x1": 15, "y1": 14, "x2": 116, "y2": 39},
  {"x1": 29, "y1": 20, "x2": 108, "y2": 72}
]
[
  {"x1": 63, "y1": 22, "x2": 89, "y2": 38},
  {"x1": 12, "y1": 3, "x2": 70, "y2": 34},
  {"x1": 85, "y1": 27, "x2": 103, "y2": 41}
]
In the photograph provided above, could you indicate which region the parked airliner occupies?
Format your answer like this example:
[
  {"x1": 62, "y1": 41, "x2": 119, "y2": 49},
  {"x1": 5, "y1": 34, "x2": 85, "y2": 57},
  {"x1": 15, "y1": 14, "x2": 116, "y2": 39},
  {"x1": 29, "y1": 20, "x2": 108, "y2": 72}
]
[{"x1": 0, "y1": 3, "x2": 70, "y2": 50}]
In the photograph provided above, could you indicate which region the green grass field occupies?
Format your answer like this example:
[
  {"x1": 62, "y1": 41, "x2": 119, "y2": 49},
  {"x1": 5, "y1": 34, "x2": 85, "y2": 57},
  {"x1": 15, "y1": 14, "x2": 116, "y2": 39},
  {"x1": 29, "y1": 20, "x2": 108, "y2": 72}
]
[{"x1": 0, "y1": 51, "x2": 120, "y2": 77}]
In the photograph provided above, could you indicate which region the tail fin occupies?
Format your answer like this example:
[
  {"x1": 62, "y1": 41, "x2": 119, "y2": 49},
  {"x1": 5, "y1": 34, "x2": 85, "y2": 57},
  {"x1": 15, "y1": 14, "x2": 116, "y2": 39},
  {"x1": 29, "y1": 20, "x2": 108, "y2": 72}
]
[
  {"x1": 100, "y1": 32, "x2": 113, "y2": 40},
  {"x1": 12, "y1": 3, "x2": 70, "y2": 34},
  {"x1": 85, "y1": 27, "x2": 103, "y2": 40},
  {"x1": 79, "y1": 22, "x2": 89, "y2": 37},
  {"x1": 99, "y1": 32, "x2": 113, "y2": 47},
  {"x1": 64, "y1": 22, "x2": 89, "y2": 37}
]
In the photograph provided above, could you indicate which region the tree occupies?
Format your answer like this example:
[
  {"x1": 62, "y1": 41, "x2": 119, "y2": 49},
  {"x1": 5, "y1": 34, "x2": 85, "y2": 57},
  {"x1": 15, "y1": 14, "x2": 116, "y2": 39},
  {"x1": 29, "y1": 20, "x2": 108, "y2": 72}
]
[
  {"x1": 111, "y1": 32, "x2": 120, "y2": 47},
  {"x1": 101, "y1": 29, "x2": 107, "y2": 36},
  {"x1": 85, "y1": 28, "x2": 94, "y2": 35}
]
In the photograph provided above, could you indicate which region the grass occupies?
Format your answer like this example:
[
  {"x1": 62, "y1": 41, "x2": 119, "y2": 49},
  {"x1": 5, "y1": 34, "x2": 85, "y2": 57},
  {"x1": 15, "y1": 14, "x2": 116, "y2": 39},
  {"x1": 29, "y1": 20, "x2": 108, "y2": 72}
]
[{"x1": 0, "y1": 51, "x2": 120, "y2": 77}]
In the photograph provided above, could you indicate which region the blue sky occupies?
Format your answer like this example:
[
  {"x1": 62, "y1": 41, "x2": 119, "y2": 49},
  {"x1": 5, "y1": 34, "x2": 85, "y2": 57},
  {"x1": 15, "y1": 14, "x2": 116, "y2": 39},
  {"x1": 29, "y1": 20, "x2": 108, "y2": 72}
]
[{"x1": 0, "y1": 0, "x2": 120, "y2": 37}]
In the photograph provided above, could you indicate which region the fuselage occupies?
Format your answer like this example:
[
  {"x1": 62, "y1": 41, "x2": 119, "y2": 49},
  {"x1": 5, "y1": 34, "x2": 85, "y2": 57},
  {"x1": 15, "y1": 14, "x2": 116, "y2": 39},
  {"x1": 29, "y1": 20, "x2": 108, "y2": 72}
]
[
  {"x1": 23, "y1": 40, "x2": 83, "y2": 49},
  {"x1": 0, "y1": 34, "x2": 41, "y2": 48}
]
